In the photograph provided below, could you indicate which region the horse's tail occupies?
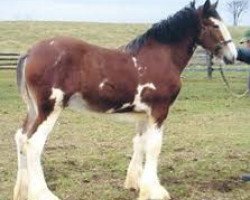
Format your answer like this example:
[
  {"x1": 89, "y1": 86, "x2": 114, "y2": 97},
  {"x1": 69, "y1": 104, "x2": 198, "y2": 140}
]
[{"x1": 16, "y1": 54, "x2": 28, "y2": 99}]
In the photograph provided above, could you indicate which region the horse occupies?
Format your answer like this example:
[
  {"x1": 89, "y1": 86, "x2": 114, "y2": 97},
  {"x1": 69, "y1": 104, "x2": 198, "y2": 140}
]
[{"x1": 13, "y1": 0, "x2": 237, "y2": 200}]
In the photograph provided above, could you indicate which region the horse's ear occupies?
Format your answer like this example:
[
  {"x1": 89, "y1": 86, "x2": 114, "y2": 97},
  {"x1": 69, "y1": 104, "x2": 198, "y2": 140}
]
[
  {"x1": 190, "y1": 0, "x2": 196, "y2": 9},
  {"x1": 204, "y1": 0, "x2": 211, "y2": 10},
  {"x1": 211, "y1": 0, "x2": 219, "y2": 10},
  {"x1": 203, "y1": 0, "x2": 211, "y2": 15}
]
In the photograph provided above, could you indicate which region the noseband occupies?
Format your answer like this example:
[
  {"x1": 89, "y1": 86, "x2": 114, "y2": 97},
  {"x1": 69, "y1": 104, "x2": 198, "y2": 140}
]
[{"x1": 213, "y1": 39, "x2": 232, "y2": 54}]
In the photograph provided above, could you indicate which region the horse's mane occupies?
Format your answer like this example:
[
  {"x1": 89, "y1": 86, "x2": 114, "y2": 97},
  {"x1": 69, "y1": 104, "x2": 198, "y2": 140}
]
[{"x1": 124, "y1": 3, "x2": 201, "y2": 54}]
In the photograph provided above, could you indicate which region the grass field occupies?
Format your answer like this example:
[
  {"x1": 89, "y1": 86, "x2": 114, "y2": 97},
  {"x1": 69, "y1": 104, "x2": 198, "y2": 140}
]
[{"x1": 0, "y1": 21, "x2": 250, "y2": 200}]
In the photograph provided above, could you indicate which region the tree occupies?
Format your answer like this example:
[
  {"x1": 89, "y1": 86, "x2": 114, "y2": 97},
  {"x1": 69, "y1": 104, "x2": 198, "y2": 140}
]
[{"x1": 226, "y1": 0, "x2": 248, "y2": 26}]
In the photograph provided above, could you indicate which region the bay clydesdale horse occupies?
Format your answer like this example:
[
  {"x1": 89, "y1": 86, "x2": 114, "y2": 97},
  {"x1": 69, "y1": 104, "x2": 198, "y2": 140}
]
[{"x1": 14, "y1": 1, "x2": 237, "y2": 200}]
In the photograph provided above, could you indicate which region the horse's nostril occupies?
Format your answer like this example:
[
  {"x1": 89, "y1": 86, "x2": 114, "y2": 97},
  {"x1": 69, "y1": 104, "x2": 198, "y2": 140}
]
[
  {"x1": 223, "y1": 56, "x2": 231, "y2": 65},
  {"x1": 223, "y1": 56, "x2": 235, "y2": 65}
]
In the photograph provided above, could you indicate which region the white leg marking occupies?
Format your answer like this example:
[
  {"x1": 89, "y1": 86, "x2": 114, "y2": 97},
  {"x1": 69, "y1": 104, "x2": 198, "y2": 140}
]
[
  {"x1": 53, "y1": 51, "x2": 65, "y2": 67},
  {"x1": 139, "y1": 123, "x2": 170, "y2": 200},
  {"x1": 14, "y1": 129, "x2": 28, "y2": 200},
  {"x1": 27, "y1": 88, "x2": 63, "y2": 200},
  {"x1": 125, "y1": 134, "x2": 144, "y2": 190}
]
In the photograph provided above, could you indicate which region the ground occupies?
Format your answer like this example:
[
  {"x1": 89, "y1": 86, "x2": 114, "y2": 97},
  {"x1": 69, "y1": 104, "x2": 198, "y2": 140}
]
[{"x1": 0, "y1": 22, "x2": 250, "y2": 200}]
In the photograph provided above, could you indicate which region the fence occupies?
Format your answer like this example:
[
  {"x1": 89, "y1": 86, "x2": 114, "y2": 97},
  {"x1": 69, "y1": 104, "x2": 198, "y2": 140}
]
[
  {"x1": 188, "y1": 48, "x2": 250, "y2": 92},
  {"x1": 0, "y1": 53, "x2": 20, "y2": 69},
  {"x1": 0, "y1": 50, "x2": 249, "y2": 93},
  {"x1": 0, "y1": 49, "x2": 213, "y2": 71}
]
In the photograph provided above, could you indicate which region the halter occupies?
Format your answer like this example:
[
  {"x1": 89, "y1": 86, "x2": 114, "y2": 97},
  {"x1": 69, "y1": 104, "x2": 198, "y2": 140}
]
[{"x1": 213, "y1": 39, "x2": 232, "y2": 54}]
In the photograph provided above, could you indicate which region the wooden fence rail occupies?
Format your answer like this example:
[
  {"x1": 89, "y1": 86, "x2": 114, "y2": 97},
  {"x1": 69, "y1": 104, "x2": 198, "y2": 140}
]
[{"x1": 0, "y1": 53, "x2": 20, "y2": 68}]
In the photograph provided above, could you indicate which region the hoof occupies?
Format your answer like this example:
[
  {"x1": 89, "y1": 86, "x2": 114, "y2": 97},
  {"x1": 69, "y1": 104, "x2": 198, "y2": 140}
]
[
  {"x1": 138, "y1": 184, "x2": 171, "y2": 200},
  {"x1": 124, "y1": 176, "x2": 140, "y2": 191},
  {"x1": 13, "y1": 170, "x2": 28, "y2": 200},
  {"x1": 28, "y1": 189, "x2": 60, "y2": 200},
  {"x1": 124, "y1": 170, "x2": 142, "y2": 191}
]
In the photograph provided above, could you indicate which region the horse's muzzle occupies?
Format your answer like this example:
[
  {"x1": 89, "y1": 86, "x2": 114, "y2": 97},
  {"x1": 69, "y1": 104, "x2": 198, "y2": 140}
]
[{"x1": 223, "y1": 55, "x2": 236, "y2": 65}]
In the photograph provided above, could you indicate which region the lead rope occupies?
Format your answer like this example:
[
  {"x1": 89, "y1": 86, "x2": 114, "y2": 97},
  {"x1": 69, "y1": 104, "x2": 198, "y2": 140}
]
[{"x1": 219, "y1": 62, "x2": 249, "y2": 98}]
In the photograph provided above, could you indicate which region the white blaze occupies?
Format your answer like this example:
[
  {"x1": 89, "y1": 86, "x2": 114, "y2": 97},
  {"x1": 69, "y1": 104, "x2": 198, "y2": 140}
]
[{"x1": 210, "y1": 18, "x2": 238, "y2": 59}]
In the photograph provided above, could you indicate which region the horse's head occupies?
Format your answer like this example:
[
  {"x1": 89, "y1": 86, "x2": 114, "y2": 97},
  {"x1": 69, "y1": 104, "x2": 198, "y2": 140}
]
[{"x1": 197, "y1": 0, "x2": 237, "y2": 64}]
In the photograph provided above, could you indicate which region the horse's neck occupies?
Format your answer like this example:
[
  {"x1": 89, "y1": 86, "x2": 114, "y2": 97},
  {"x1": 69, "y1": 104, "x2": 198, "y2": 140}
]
[
  {"x1": 170, "y1": 37, "x2": 196, "y2": 72},
  {"x1": 137, "y1": 38, "x2": 196, "y2": 73}
]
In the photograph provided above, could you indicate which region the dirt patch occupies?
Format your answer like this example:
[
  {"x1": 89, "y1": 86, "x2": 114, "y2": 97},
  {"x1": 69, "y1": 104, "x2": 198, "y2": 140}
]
[{"x1": 197, "y1": 176, "x2": 243, "y2": 193}]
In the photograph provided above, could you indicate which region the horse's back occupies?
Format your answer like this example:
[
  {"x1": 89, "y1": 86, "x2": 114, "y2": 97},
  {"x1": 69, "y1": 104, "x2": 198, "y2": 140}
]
[{"x1": 23, "y1": 36, "x2": 139, "y2": 112}]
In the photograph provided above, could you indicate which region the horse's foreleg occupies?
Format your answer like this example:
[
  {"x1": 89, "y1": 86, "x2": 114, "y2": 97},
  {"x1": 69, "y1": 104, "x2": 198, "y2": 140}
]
[
  {"x1": 125, "y1": 120, "x2": 148, "y2": 190},
  {"x1": 138, "y1": 106, "x2": 171, "y2": 200}
]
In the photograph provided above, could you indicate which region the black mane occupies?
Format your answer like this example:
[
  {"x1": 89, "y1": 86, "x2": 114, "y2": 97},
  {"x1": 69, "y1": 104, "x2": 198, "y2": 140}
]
[{"x1": 124, "y1": 3, "x2": 201, "y2": 54}]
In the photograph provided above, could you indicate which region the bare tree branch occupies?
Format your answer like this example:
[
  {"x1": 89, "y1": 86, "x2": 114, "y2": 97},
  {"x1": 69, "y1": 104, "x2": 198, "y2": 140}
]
[{"x1": 226, "y1": 0, "x2": 248, "y2": 26}]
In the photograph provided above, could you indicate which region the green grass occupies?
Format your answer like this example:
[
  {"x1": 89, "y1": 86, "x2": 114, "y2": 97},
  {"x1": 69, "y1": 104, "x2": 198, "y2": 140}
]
[
  {"x1": 0, "y1": 21, "x2": 149, "y2": 52},
  {"x1": 0, "y1": 22, "x2": 250, "y2": 200},
  {"x1": 0, "y1": 21, "x2": 248, "y2": 52}
]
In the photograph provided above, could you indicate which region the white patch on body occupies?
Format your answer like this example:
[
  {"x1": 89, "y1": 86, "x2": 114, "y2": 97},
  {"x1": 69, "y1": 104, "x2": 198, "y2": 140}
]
[
  {"x1": 132, "y1": 56, "x2": 146, "y2": 77},
  {"x1": 49, "y1": 40, "x2": 55, "y2": 46},
  {"x1": 99, "y1": 78, "x2": 108, "y2": 89},
  {"x1": 105, "y1": 83, "x2": 156, "y2": 115},
  {"x1": 106, "y1": 108, "x2": 115, "y2": 114},
  {"x1": 120, "y1": 103, "x2": 132, "y2": 110},
  {"x1": 133, "y1": 83, "x2": 156, "y2": 112},
  {"x1": 53, "y1": 51, "x2": 65, "y2": 67},
  {"x1": 108, "y1": 103, "x2": 133, "y2": 113},
  {"x1": 26, "y1": 87, "x2": 63, "y2": 199},
  {"x1": 210, "y1": 18, "x2": 238, "y2": 59},
  {"x1": 50, "y1": 88, "x2": 64, "y2": 106},
  {"x1": 132, "y1": 57, "x2": 138, "y2": 68}
]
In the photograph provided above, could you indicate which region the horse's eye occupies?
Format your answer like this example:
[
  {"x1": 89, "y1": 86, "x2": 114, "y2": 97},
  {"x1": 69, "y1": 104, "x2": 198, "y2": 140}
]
[{"x1": 213, "y1": 25, "x2": 219, "y2": 29}]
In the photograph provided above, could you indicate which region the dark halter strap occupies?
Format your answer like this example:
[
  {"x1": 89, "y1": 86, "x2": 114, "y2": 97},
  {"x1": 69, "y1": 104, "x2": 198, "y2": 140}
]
[
  {"x1": 217, "y1": 39, "x2": 233, "y2": 46},
  {"x1": 213, "y1": 39, "x2": 233, "y2": 54}
]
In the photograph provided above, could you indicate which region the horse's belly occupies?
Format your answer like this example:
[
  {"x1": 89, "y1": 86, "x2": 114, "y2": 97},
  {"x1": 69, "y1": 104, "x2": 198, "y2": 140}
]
[{"x1": 67, "y1": 92, "x2": 147, "y2": 123}]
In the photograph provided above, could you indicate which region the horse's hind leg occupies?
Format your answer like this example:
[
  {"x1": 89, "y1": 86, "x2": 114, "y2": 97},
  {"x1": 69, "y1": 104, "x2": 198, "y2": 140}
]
[
  {"x1": 13, "y1": 128, "x2": 28, "y2": 200},
  {"x1": 14, "y1": 93, "x2": 38, "y2": 200},
  {"x1": 14, "y1": 87, "x2": 63, "y2": 200},
  {"x1": 25, "y1": 88, "x2": 63, "y2": 200}
]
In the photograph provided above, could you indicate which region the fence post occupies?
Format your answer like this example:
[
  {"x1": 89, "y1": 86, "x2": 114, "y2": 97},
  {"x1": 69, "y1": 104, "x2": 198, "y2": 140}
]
[
  {"x1": 206, "y1": 51, "x2": 213, "y2": 79},
  {"x1": 248, "y1": 71, "x2": 250, "y2": 94}
]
